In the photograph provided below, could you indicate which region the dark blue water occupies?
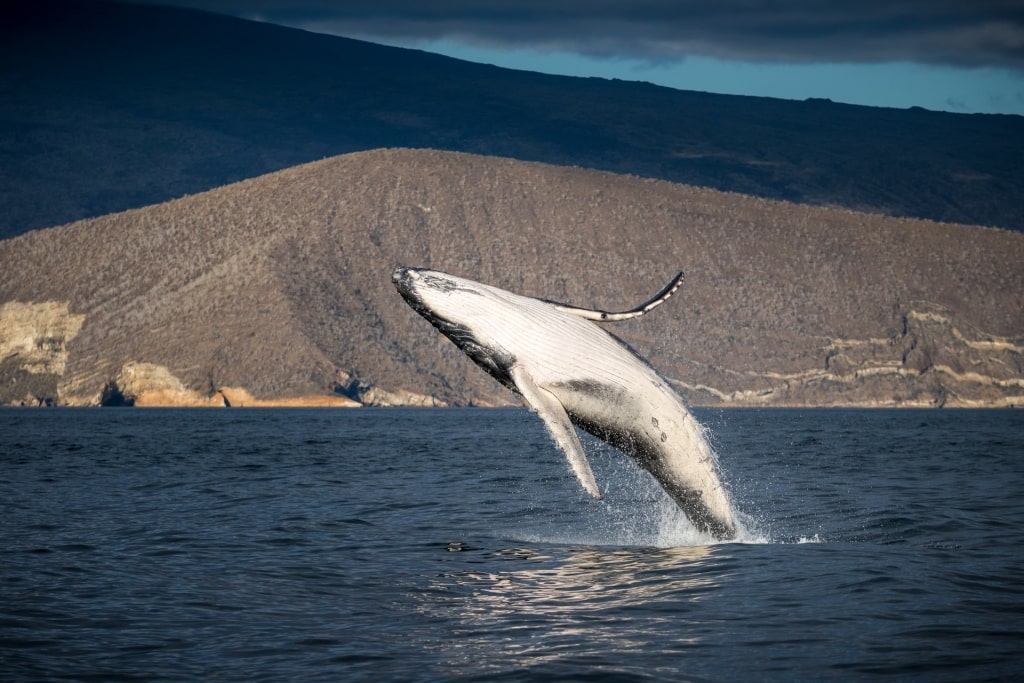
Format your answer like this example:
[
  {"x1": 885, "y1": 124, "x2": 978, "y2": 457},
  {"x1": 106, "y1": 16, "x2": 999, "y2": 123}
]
[{"x1": 2, "y1": 408, "x2": 1023, "y2": 681}]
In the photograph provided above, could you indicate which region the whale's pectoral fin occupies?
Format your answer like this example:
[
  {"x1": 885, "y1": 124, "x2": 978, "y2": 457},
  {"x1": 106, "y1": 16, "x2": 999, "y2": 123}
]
[
  {"x1": 510, "y1": 364, "x2": 601, "y2": 499},
  {"x1": 546, "y1": 271, "x2": 685, "y2": 322}
]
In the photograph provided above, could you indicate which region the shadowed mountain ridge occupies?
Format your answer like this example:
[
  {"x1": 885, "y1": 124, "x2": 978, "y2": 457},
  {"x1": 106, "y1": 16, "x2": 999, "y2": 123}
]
[{"x1": 1, "y1": 0, "x2": 1022, "y2": 239}]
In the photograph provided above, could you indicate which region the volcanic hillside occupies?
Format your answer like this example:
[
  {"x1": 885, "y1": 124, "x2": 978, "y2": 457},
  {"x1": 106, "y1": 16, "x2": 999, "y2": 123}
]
[
  {"x1": 2, "y1": 0, "x2": 1022, "y2": 238},
  {"x1": 1, "y1": 149, "x2": 1022, "y2": 407}
]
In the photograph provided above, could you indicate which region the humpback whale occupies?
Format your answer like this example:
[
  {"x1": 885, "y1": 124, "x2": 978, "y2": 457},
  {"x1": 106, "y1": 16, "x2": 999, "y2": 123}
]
[{"x1": 392, "y1": 267, "x2": 737, "y2": 540}]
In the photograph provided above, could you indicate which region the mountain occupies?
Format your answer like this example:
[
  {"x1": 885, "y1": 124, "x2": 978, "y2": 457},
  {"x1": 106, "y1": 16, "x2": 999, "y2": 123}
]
[
  {"x1": 2, "y1": 149, "x2": 1021, "y2": 408},
  {"x1": 2, "y1": 0, "x2": 1022, "y2": 239}
]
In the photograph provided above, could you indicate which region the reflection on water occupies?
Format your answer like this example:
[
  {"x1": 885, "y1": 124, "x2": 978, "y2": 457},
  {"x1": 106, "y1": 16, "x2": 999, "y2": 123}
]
[{"x1": 420, "y1": 544, "x2": 720, "y2": 673}]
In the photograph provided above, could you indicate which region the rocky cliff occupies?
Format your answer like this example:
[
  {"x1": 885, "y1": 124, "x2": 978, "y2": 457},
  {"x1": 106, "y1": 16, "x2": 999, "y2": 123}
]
[
  {"x1": 0, "y1": 301, "x2": 84, "y2": 405},
  {"x1": 1, "y1": 149, "x2": 1021, "y2": 408}
]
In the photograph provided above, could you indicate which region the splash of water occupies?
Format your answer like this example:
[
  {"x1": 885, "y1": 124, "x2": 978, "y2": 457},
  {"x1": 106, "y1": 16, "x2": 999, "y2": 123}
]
[{"x1": 509, "y1": 453, "x2": 773, "y2": 548}]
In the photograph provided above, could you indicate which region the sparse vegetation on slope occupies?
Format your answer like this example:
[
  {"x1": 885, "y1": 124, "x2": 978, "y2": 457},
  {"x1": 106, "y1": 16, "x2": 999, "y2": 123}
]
[{"x1": 1, "y1": 149, "x2": 1021, "y2": 407}]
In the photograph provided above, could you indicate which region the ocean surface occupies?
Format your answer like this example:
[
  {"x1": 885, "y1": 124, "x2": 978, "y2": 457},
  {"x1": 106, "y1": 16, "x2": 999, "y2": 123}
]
[{"x1": 2, "y1": 407, "x2": 1022, "y2": 682}]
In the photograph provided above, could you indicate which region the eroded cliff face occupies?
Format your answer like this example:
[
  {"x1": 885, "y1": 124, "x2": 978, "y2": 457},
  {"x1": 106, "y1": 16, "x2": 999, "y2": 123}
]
[
  {"x1": 0, "y1": 304, "x2": 361, "y2": 407},
  {"x1": 1, "y1": 295, "x2": 1019, "y2": 410},
  {"x1": 675, "y1": 305, "x2": 1024, "y2": 408},
  {"x1": 0, "y1": 301, "x2": 85, "y2": 405},
  {"x1": 1, "y1": 302, "x2": 1019, "y2": 408}
]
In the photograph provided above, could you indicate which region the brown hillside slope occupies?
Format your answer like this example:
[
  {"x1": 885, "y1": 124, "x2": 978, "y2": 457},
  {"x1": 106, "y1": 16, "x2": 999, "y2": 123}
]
[{"x1": 1, "y1": 149, "x2": 1022, "y2": 407}]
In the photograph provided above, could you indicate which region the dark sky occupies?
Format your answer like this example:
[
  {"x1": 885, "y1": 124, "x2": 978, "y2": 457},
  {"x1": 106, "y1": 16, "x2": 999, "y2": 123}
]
[{"x1": 132, "y1": 1, "x2": 1023, "y2": 67}]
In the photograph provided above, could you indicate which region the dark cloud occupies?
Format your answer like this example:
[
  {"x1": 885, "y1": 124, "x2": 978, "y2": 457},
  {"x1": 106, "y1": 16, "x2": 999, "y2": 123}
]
[{"x1": 136, "y1": 1, "x2": 1024, "y2": 68}]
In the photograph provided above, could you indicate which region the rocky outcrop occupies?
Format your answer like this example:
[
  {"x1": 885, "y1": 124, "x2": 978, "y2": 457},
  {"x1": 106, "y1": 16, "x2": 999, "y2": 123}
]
[
  {"x1": 99, "y1": 361, "x2": 195, "y2": 406},
  {"x1": 356, "y1": 386, "x2": 450, "y2": 407},
  {"x1": 332, "y1": 370, "x2": 448, "y2": 407},
  {"x1": 0, "y1": 301, "x2": 85, "y2": 405}
]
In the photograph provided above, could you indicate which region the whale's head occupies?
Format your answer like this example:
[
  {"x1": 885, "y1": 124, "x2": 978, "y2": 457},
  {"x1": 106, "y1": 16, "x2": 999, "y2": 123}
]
[
  {"x1": 392, "y1": 267, "x2": 494, "y2": 326},
  {"x1": 392, "y1": 267, "x2": 517, "y2": 386}
]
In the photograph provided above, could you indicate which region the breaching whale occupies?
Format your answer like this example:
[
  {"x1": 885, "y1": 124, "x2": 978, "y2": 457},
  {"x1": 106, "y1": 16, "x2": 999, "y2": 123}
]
[{"x1": 392, "y1": 267, "x2": 737, "y2": 540}]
